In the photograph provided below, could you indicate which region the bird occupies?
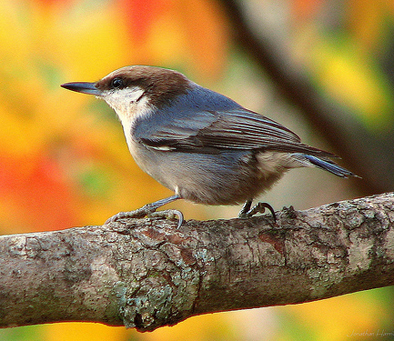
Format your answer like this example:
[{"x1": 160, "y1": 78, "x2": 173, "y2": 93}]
[{"x1": 61, "y1": 65, "x2": 355, "y2": 227}]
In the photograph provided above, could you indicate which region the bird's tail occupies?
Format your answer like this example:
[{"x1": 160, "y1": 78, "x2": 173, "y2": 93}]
[{"x1": 303, "y1": 154, "x2": 356, "y2": 178}]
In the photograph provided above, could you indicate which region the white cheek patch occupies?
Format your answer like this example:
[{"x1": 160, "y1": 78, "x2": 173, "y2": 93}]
[
  {"x1": 102, "y1": 87, "x2": 152, "y2": 121},
  {"x1": 104, "y1": 87, "x2": 145, "y2": 109}
]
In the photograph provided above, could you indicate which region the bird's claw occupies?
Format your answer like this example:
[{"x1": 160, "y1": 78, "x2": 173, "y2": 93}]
[
  {"x1": 148, "y1": 209, "x2": 184, "y2": 228},
  {"x1": 239, "y1": 202, "x2": 276, "y2": 220},
  {"x1": 105, "y1": 206, "x2": 184, "y2": 228}
]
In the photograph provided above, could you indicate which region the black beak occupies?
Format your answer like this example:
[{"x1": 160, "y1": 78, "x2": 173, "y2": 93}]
[{"x1": 61, "y1": 82, "x2": 102, "y2": 96}]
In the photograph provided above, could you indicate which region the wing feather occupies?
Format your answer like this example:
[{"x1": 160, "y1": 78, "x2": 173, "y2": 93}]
[{"x1": 138, "y1": 108, "x2": 334, "y2": 157}]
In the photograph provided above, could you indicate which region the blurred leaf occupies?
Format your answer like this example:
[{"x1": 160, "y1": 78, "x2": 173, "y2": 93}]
[
  {"x1": 348, "y1": 0, "x2": 388, "y2": 49},
  {"x1": 291, "y1": 0, "x2": 324, "y2": 21},
  {"x1": 0, "y1": 152, "x2": 83, "y2": 232},
  {"x1": 44, "y1": 323, "x2": 129, "y2": 341},
  {"x1": 310, "y1": 35, "x2": 394, "y2": 131},
  {"x1": 119, "y1": 0, "x2": 229, "y2": 77},
  {"x1": 278, "y1": 291, "x2": 386, "y2": 341},
  {"x1": 0, "y1": 326, "x2": 44, "y2": 341},
  {"x1": 139, "y1": 313, "x2": 239, "y2": 341}
]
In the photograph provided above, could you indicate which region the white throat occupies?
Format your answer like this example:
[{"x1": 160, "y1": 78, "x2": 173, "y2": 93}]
[{"x1": 100, "y1": 86, "x2": 153, "y2": 150}]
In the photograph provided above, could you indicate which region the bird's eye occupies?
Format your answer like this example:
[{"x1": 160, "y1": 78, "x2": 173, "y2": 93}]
[{"x1": 111, "y1": 77, "x2": 124, "y2": 89}]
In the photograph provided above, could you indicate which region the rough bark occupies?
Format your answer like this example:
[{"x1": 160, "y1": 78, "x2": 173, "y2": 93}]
[{"x1": 0, "y1": 193, "x2": 393, "y2": 331}]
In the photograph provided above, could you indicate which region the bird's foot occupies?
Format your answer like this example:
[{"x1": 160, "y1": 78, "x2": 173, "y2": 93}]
[
  {"x1": 238, "y1": 202, "x2": 276, "y2": 220},
  {"x1": 105, "y1": 204, "x2": 154, "y2": 224},
  {"x1": 105, "y1": 204, "x2": 184, "y2": 228}
]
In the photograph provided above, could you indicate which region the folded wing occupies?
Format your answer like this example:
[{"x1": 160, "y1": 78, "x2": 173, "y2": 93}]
[{"x1": 138, "y1": 108, "x2": 334, "y2": 157}]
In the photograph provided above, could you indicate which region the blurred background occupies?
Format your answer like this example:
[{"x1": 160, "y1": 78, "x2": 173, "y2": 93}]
[{"x1": 0, "y1": 0, "x2": 393, "y2": 340}]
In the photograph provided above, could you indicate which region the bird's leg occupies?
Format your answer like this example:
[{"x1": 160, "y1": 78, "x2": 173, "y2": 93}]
[
  {"x1": 105, "y1": 194, "x2": 184, "y2": 228},
  {"x1": 238, "y1": 200, "x2": 276, "y2": 220}
]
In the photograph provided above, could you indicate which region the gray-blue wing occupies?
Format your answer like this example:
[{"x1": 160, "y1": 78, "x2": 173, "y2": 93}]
[{"x1": 137, "y1": 108, "x2": 334, "y2": 157}]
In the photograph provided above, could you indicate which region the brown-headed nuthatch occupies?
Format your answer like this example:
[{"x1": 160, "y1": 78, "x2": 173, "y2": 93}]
[{"x1": 62, "y1": 66, "x2": 355, "y2": 227}]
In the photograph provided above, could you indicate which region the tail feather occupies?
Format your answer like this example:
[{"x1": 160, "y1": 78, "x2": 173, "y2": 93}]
[{"x1": 303, "y1": 154, "x2": 356, "y2": 178}]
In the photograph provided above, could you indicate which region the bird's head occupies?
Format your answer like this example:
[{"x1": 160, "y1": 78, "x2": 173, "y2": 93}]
[{"x1": 61, "y1": 65, "x2": 192, "y2": 122}]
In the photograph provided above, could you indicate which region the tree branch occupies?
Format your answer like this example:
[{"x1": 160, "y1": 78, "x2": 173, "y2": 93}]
[{"x1": 1, "y1": 193, "x2": 393, "y2": 331}]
